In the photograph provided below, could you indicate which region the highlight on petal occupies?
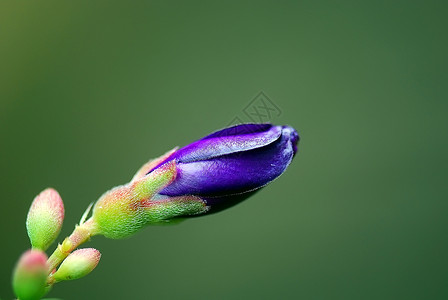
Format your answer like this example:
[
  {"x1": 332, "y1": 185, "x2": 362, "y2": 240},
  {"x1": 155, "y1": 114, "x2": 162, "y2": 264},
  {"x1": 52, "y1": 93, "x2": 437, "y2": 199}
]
[
  {"x1": 26, "y1": 188, "x2": 64, "y2": 251},
  {"x1": 170, "y1": 124, "x2": 282, "y2": 163},
  {"x1": 12, "y1": 249, "x2": 48, "y2": 300},
  {"x1": 53, "y1": 248, "x2": 101, "y2": 282}
]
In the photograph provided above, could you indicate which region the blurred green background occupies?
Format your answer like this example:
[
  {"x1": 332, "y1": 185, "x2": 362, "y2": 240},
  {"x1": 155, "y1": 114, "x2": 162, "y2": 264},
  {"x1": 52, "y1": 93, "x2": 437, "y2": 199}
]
[{"x1": 1, "y1": 1, "x2": 447, "y2": 299}]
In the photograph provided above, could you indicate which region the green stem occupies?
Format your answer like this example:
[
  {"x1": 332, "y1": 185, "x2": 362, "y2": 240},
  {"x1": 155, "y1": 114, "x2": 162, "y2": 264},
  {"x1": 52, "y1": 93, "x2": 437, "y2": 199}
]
[{"x1": 47, "y1": 218, "x2": 98, "y2": 274}]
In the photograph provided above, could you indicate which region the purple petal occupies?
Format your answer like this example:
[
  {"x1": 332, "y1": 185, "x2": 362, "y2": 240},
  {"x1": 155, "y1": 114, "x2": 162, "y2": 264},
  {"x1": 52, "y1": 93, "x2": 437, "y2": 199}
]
[
  {"x1": 201, "y1": 123, "x2": 274, "y2": 139},
  {"x1": 146, "y1": 123, "x2": 282, "y2": 174},
  {"x1": 173, "y1": 124, "x2": 282, "y2": 163},
  {"x1": 160, "y1": 126, "x2": 296, "y2": 197},
  {"x1": 283, "y1": 125, "x2": 299, "y2": 155}
]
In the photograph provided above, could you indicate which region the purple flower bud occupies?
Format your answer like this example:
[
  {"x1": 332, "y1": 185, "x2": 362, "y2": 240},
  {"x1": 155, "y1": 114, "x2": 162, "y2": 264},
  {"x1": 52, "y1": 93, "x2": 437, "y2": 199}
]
[{"x1": 147, "y1": 123, "x2": 299, "y2": 212}]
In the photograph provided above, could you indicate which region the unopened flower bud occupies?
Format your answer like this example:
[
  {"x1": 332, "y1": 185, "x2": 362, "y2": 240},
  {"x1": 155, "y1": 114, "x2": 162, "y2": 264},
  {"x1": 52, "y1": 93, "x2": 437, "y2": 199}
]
[
  {"x1": 53, "y1": 248, "x2": 101, "y2": 282},
  {"x1": 90, "y1": 123, "x2": 298, "y2": 239},
  {"x1": 148, "y1": 123, "x2": 299, "y2": 212},
  {"x1": 12, "y1": 249, "x2": 48, "y2": 300},
  {"x1": 26, "y1": 188, "x2": 64, "y2": 251}
]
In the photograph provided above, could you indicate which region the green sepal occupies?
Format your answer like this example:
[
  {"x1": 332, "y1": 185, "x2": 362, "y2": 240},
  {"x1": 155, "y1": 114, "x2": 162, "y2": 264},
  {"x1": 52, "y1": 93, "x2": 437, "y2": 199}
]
[
  {"x1": 92, "y1": 161, "x2": 177, "y2": 239},
  {"x1": 145, "y1": 195, "x2": 209, "y2": 224}
]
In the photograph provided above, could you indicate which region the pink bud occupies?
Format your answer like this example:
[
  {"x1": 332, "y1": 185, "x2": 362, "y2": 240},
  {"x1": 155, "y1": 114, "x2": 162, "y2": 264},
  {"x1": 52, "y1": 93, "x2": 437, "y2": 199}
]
[
  {"x1": 53, "y1": 248, "x2": 101, "y2": 281},
  {"x1": 26, "y1": 188, "x2": 64, "y2": 251},
  {"x1": 12, "y1": 249, "x2": 48, "y2": 300}
]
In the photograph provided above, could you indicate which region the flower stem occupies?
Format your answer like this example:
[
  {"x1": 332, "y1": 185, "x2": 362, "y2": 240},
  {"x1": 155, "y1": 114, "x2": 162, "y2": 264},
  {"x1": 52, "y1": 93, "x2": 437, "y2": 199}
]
[{"x1": 47, "y1": 218, "x2": 98, "y2": 274}]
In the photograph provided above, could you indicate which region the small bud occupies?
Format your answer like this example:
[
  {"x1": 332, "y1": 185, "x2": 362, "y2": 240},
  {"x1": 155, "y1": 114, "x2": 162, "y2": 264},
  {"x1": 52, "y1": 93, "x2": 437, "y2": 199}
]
[
  {"x1": 12, "y1": 249, "x2": 48, "y2": 300},
  {"x1": 53, "y1": 248, "x2": 101, "y2": 281},
  {"x1": 26, "y1": 188, "x2": 64, "y2": 251}
]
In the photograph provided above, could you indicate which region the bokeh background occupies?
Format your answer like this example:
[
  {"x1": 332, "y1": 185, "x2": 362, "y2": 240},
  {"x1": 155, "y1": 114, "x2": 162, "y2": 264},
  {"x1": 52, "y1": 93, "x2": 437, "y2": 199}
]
[{"x1": 1, "y1": 1, "x2": 447, "y2": 299}]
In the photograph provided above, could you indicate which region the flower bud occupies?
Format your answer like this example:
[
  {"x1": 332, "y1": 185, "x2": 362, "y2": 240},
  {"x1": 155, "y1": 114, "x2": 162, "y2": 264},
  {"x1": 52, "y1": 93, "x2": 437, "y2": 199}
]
[
  {"x1": 12, "y1": 249, "x2": 48, "y2": 300},
  {"x1": 53, "y1": 248, "x2": 101, "y2": 282},
  {"x1": 147, "y1": 123, "x2": 299, "y2": 212},
  {"x1": 90, "y1": 123, "x2": 297, "y2": 239},
  {"x1": 26, "y1": 188, "x2": 64, "y2": 251}
]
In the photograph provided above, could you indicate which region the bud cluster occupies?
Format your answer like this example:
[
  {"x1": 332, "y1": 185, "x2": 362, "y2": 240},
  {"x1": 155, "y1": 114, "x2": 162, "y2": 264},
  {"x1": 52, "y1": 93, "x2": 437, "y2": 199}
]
[{"x1": 13, "y1": 189, "x2": 101, "y2": 300}]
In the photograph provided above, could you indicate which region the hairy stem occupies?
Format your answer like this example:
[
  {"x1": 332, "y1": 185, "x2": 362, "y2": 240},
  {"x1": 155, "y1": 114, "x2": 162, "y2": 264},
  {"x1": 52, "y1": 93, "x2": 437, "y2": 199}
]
[{"x1": 47, "y1": 218, "x2": 98, "y2": 274}]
